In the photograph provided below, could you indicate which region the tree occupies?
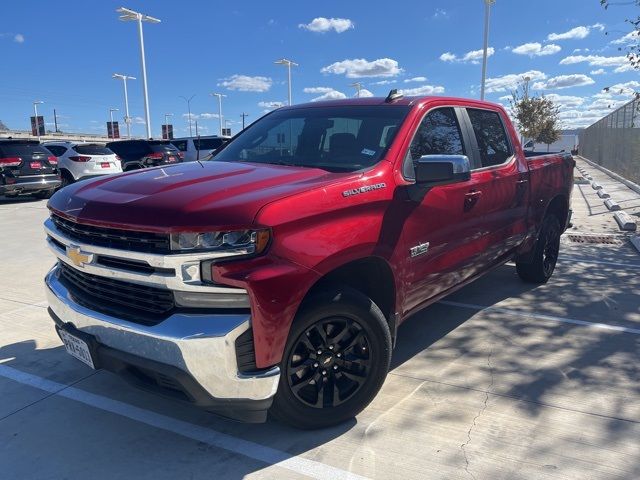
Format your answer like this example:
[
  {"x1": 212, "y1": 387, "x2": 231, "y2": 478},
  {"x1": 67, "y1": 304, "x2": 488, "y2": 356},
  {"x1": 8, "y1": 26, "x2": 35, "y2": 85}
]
[
  {"x1": 509, "y1": 84, "x2": 562, "y2": 149},
  {"x1": 601, "y1": 1, "x2": 640, "y2": 72}
]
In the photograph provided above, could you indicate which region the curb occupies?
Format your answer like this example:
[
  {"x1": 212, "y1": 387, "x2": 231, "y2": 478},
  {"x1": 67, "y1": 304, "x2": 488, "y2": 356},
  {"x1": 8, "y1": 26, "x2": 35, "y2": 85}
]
[{"x1": 577, "y1": 156, "x2": 640, "y2": 196}]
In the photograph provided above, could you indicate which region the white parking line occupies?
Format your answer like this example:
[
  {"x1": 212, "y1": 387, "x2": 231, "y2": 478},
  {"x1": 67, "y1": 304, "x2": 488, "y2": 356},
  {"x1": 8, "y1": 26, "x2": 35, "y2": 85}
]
[
  {"x1": 0, "y1": 364, "x2": 368, "y2": 480},
  {"x1": 439, "y1": 301, "x2": 640, "y2": 335}
]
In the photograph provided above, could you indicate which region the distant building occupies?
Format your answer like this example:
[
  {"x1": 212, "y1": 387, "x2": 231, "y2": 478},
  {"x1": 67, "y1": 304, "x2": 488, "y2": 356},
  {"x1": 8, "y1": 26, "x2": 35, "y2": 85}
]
[{"x1": 524, "y1": 129, "x2": 582, "y2": 153}]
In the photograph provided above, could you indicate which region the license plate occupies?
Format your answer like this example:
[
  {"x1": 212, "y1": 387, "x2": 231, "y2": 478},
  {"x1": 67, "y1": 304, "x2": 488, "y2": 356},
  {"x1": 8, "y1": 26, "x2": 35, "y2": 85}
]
[
  {"x1": 168, "y1": 156, "x2": 176, "y2": 162},
  {"x1": 101, "y1": 162, "x2": 110, "y2": 168},
  {"x1": 30, "y1": 161, "x2": 42, "y2": 169},
  {"x1": 59, "y1": 329, "x2": 95, "y2": 369}
]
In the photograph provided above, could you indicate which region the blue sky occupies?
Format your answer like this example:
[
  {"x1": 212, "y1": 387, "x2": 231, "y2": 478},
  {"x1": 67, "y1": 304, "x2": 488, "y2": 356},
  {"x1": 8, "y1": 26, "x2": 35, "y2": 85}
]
[{"x1": 1, "y1": 0, "x2": 639, "y2": 136}]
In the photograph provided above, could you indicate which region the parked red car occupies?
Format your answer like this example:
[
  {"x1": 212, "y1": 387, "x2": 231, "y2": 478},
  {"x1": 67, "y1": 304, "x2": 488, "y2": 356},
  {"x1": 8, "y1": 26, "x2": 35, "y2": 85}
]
[{"x1": 44, "y1": 93, "x2": 574, "y2": 428}]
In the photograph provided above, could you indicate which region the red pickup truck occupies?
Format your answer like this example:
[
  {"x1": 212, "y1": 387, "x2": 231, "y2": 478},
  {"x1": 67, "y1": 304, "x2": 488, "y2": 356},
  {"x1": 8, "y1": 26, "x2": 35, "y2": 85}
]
[{"x1": 44, "y1": 92, "x2": 574, "y2": 429}]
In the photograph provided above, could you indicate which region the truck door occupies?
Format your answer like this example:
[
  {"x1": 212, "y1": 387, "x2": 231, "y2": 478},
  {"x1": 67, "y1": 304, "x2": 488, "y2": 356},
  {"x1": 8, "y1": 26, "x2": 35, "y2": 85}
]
[
  {"x1": 460, "y1": 107, "x2": 529, "y2": 275},
  {"x1": 399, "y1": 107, "x2": 484, "y2": 314}
]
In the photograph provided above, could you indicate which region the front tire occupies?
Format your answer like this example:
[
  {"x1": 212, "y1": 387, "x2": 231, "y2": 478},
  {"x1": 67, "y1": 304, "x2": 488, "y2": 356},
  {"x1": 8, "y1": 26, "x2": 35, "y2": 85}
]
[
  {"x1": 270, "y1": 287, "x2": 392, "y2": 429},
  {"x1": 516, "y1": 214, "x2": 562, "y2": 284}
]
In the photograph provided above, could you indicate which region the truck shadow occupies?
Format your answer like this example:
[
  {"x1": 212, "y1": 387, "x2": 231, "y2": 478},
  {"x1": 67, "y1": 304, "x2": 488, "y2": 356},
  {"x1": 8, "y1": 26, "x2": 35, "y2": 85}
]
[{"x1": 1, "y1": 257, "x2": 638, "y2": 479}]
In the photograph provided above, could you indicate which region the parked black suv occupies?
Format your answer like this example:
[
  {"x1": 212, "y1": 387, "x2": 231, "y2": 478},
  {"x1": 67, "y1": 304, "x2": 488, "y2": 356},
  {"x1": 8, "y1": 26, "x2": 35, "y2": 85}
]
[
  {"x1": 0, "y1": 139, "x2": 61, "y2": 199},
  {"x1": 106, "y1": 139, "x2": 182, "y2": 171}
]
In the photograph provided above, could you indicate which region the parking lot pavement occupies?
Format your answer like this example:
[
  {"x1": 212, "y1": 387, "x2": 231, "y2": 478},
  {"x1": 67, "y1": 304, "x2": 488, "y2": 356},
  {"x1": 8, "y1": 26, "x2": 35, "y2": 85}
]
[{"x1": 1, "y1": 171, "x2": 639, "y2": 480}]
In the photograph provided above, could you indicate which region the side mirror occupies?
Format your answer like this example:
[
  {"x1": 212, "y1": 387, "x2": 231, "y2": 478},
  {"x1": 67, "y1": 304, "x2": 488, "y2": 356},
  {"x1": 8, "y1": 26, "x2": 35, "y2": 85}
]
[{"x1": 415, "y1": 155, "x2": 471, "y2": 187}]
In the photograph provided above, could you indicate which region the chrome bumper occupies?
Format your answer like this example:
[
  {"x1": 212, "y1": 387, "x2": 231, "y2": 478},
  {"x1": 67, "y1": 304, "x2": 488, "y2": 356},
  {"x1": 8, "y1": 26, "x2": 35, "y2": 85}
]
[{"x1": 45, "y1": 265, "x2": 280, "y2": 402}]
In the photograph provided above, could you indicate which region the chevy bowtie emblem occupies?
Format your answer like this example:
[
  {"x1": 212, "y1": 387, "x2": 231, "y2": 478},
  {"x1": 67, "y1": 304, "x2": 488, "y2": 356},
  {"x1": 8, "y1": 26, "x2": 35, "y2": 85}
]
[{"x1": 66, "y1": 245, "x2": 93, "y2": 268}]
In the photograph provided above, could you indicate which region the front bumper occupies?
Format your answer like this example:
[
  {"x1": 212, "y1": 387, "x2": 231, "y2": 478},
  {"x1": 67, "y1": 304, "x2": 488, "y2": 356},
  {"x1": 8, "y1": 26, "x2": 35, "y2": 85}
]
[
  {"x1": 1, "y1": 174, "x2": 61, "y2": 195},
  {"x1": 45, "y1": 265, "x2": 280, "y2": 421}
]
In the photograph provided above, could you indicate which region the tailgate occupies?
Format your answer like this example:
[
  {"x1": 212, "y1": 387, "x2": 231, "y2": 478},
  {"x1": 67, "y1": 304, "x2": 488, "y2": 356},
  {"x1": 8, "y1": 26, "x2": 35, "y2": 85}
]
[{"x1": 2, "y1": 142, "x2": 56, "y2": 176}]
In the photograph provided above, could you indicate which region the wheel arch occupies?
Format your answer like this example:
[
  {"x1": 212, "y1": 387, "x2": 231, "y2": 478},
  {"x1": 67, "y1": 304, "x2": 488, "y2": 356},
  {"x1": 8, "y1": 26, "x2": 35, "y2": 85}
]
[{"x1": 299, "y1": 256, "x2": 398, "y2": 344}]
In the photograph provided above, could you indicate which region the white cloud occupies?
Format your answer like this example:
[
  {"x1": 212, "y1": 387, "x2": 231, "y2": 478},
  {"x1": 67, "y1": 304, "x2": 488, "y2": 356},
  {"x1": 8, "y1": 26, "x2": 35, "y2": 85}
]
[
  {"x1": 485, "y1": 70, "x2": 547, "y2": 93},
  {"x1": 611, "y1": 31, "x2": 639, "y2": 45},
  {"x1": 547, "y1": 24, "x2": 604, "y2": 41},
  {"x1": 321, "y1": 58, "x2": 402, "y2": 78},
  {"x1": 601, "y1": 80, "x2": 640, "y2": 96},
  {"x1": 440, "y1": 48, "x2": 495, "y2": 64},
  {"x1": 303, "y1": 87, "x2": 335, "y2": 94},
  {"x1": 512, "y1": 42, "x2": 561, "y2": 57},
  {"x1": 400, "y1": 84, "x2": 445, "y2": 96},
  {"x1": 182, "y1": 112, "x2": 220, "y2": 120},
  {"x1": 218, "y1": 74, "x2": 272, "y2": 92},
  {"x1": 433, "y1": 8, "x2": 449, "y2": 19},
  {"x1": 371, "y1": 80, "x2": 396, "y2": 85},
  {"x1": 560, "y1": 54, "x2": 628, "y2": 68},
  {"x1": 13, "y1": 33, "x2": 24, "y2": 43},
  {"x1": 404, "y1": 76, "x2": 427, "y2": 83},
  {"x1": 590, "y1": 68, "x2": 606, "y2": 75},
  {"x1": 299, "y1": 17, "x2": 354, "y2": 33},
  {"x1": 533, "y1": 74, "x2": 595, "y2": 90},
  {"x1": 258, "y1": 101, "x2": 285, "y2": 109},
  {"x1": 133, "y1": 116, "x2": 146, "y2": 124},
  {"x1": 544, "y1": 94, "x2": 585, "y2": 108},
  {"x1": 357, "y1": 89, "x2": 374, "y2": 98},
  {"x1": 310, "y1": 89, "x2": 347, "y2": 102}
]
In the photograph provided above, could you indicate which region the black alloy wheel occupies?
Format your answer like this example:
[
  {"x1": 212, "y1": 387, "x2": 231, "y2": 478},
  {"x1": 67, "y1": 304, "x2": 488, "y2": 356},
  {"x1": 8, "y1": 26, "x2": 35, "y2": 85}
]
[{"x1": 286, "y1": 317, "x2": 371, "y2": 409}]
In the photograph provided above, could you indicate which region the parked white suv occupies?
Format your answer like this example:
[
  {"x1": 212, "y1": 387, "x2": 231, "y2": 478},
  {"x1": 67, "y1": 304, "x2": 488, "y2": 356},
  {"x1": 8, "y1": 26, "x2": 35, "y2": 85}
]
[
  {"x1": 44, "y1": 142, "x2": 122, "y2": 188},
  {"x1": 170, "y1": 136, "x2": 228, "y2": 162}
]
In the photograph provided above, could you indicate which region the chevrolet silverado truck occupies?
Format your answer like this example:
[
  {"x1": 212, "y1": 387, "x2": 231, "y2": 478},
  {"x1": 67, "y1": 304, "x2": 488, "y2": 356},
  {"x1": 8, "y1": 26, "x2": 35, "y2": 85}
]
[{"x1": 44, "y1": 92, "x2": 574, "y2": 429}]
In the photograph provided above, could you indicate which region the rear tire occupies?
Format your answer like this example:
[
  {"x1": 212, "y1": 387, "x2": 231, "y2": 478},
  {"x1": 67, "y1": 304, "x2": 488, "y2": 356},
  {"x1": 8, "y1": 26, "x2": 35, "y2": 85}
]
[
  {"x1": 60, "y1": 171, "x2": 74, "y2": 189},
  {"x1": 516, "y1": 214, "x2": 562, "y2": 284},
  {"x1": 270, "y1": 287, "x2": 392, "y2": 429}
]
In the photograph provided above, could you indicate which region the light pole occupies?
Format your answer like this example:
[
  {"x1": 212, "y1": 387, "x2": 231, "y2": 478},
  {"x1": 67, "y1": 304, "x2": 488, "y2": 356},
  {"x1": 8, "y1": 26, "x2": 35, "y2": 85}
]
[
  {"x1": 523, "y1": 75, "x2": 531, "y2": 100},
  {"x1": 275, "y1": 58, "x2": 298, "y2": 106},
  {"x1": 164, "y1": 113, "x2": 173, "y2": 139},
  {"x1": 116, "y1": 7, "x2": 161, "y2": 139},
  {"x1": 113, "y1": 73, "x2": 136, "y2": 138},
  {"x1": 480, "y1": 0, "x2": 496, "y2": 101},
  {"x1": 179, "y1": 94, "x2": 196, "y2": 137},
  {"x1": 350, "y1": 82, "x2": 363, "y2": 98},
  {"x1": 210, "y1": 92, "x2": 226, "y2": 136},
  {"x1": 240, "y1": 112, "x2": 249, "y2": 130},
  {"x1": 33, "y1": 101, "x2": 44, "y2": 140},
  {"x1": 109, "y1": 108, "x2": 119, "y2": 138}
]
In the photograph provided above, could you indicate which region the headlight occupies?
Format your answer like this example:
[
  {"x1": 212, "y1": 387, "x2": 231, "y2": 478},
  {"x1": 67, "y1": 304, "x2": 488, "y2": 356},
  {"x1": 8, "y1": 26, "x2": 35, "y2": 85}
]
[{"x1": 170, "y1": 229, "x2": 271, "y2": 255}]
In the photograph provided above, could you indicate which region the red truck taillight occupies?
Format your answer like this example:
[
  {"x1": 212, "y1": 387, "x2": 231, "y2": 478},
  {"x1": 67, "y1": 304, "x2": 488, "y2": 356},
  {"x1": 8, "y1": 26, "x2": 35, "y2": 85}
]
[{"x1": 0, "y1": 156, "x2": 22, "y2": 167}]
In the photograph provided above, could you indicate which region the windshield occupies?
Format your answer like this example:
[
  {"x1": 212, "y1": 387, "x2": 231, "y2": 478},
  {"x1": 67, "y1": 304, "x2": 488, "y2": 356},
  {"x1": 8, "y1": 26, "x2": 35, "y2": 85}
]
[{"x1": 214, "y1": 105, "x2": 410, "y2": 172}]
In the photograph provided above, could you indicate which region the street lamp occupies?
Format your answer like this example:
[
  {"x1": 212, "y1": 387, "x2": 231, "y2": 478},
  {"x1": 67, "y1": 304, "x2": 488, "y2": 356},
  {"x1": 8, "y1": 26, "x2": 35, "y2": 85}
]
[
  {"x1": 109, "y1": 108, "x2": 119, "y2": 138},
  {"x1": 112, "y1": 73, "x2": 136, "y2": 138},
  {"x1": 179, "y1": 94, "x2": 196, "y2": 137},
  {"x1": 116, "y1": 7, "x2": 161, "y2": 139},
  {"x1": 33, "y1": 101, "x2": 44, "y2": 140},
  {"x1": 480, "y1": 0, "x2": 496, "y2": 101},
  {"x1": 274, "y1": 58, "x2": 298, "y2": 106},
  {"x1": 240, "y1": 112, "x2": 249, "y2": 130},
  {"x1": 350, "y1": 82, "x2": 363, "y2": 98},
  {"x1": 164, "y1": 113, "x2": 173, "y2": 139},
  {"x1": 210, "y1": 93, "x2": 226, "y2": 136}
]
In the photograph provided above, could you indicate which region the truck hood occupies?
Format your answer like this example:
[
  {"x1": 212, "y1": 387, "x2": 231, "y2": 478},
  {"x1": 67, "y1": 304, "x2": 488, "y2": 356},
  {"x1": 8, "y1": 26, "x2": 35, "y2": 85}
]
[{"x1": 48, "y1": 161, "x2": 337, "y2": 231}]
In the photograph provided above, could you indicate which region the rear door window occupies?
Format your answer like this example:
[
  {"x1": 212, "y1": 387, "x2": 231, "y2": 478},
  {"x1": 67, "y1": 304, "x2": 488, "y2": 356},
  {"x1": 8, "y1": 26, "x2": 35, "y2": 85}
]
[
  {"x1": 408, "y1": 107, "x2": 465, "y2": 161},
  {"x1": 466, "y1": 109, "x2": 513, "y2": 168},
  {"x1": 46, "y1": 145, "x2": 67, "y2": 156},
  {"x1": 171, "y1": 140, "x2": 188, "y2": 152},
  {"x1": 73, "y1": 144, "x2": 114, "y2": 155},
  {"x1": 0, "y1": 143, "x2": 51, "y2": 158},
  {"x1": 193, "y1": 138, "x2": 225, "y2": 150}
]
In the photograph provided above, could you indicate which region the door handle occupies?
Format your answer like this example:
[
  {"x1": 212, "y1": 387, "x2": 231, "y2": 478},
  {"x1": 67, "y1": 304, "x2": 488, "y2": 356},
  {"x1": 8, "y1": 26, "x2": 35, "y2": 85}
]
[{"x1": 464, "y1": 190, "x2": 482, "y2": 211}]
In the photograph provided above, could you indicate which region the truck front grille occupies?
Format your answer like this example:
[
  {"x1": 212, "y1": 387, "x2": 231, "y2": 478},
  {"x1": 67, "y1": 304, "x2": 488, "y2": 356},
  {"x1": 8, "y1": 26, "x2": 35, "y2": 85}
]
[
  {"x1": 51, "y1": 214, "x2": 170, "y2": 254},
  {"x1": 58, "y1": 262, "x2": 175, "y2": 325}
]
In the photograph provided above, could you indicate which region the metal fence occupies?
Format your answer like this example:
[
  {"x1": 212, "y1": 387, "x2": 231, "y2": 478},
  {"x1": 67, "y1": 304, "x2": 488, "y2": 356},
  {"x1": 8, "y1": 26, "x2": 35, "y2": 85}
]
[{"x1": 578, "y1": 98, "x2": 640, "y2": 184}]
